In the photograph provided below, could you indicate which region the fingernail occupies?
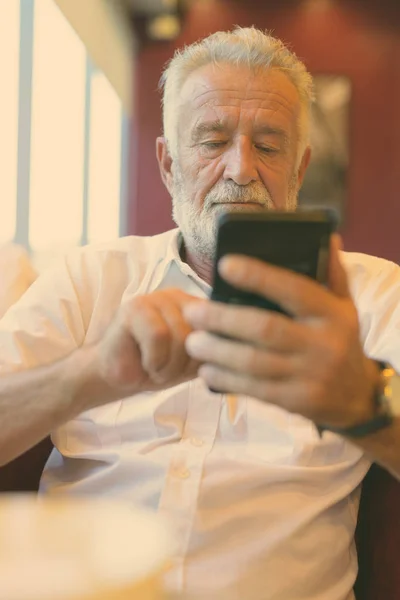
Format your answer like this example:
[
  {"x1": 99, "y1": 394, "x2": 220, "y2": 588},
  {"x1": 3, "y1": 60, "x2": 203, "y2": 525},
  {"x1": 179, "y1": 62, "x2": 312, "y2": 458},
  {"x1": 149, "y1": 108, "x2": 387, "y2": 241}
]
[
  {"x1": 219, "y1": 255, "x2": 244, "y2": 279},
  {"x1": 185, "y1": 332, "x2": 205, "y2": 353},
  {"x1": 218, "y1": 256, "x2": 234, "y2": 275}
]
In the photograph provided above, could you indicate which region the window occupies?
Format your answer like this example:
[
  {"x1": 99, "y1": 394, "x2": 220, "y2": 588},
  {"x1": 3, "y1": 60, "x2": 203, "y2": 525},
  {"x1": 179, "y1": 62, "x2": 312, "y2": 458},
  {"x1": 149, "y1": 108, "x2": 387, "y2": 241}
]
[
  {"x1": 29, "y1": 0, "x2": 86, "y2": 256},
  {"x1": 0, "y1": 0, "x2": 128, "y2": 271},
  {"x1": 0, "y1": 1, "x2": 20, "y2": 243},
  {"x1": 87, "y1": 71, "x2": 123, "y2": 245}
]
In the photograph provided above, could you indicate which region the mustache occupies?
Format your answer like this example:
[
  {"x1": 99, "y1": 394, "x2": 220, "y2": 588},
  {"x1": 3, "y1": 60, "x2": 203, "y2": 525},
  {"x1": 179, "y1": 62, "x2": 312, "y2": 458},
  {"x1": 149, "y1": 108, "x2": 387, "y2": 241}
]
[{"x1": 204, "y1": 181, "x2": 273, "y2": 208}]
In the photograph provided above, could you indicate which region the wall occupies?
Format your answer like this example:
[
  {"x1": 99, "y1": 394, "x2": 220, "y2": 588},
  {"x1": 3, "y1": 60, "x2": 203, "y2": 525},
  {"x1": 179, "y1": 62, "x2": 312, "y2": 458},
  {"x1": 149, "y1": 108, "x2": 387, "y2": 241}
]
[{"x1": 129, "y1": 0, "x2": 400, "y2": 262}]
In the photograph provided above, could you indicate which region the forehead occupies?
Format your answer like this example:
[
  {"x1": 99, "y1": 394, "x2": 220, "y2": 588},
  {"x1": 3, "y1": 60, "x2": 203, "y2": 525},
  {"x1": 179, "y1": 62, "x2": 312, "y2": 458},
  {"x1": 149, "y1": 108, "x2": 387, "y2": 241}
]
[{"x1": 178, "y1": 63, "x2": 301, "y2": 131}]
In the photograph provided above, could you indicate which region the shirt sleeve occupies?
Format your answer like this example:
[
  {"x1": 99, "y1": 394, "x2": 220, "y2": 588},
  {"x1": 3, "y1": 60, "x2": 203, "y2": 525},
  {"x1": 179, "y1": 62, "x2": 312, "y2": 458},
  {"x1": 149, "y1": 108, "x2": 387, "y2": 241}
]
[
  {"x1": 0, "y1": 244, "x2": 37, "y2": 319},
  {"x1": 346, "y1": 253, "x2": 400, "y2": 371},
  {"x1": 0, "y1": 249, "x2": 91, "y2": 375}
]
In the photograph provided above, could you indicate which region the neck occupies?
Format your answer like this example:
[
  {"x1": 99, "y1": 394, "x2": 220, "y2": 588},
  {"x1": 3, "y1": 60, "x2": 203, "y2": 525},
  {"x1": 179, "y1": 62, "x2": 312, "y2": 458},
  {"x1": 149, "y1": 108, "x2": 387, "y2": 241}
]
[{"x1": 180, "y1": 242, "x2": 214, "y2": 285}]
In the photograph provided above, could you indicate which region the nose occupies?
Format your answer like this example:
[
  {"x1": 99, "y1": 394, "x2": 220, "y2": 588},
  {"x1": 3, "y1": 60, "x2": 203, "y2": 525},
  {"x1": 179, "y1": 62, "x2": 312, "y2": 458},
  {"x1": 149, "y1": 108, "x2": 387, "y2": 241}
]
[{"x1": 223, "y1": 137, "x2": 258, "y2": 186}]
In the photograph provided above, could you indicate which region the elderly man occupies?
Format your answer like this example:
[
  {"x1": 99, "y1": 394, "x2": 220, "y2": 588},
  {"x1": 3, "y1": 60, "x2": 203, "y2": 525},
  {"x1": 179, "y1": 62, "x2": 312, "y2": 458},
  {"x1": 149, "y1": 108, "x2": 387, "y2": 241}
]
[{"x1": 0, "y1": 27, "x2": 400, "y2": 600}]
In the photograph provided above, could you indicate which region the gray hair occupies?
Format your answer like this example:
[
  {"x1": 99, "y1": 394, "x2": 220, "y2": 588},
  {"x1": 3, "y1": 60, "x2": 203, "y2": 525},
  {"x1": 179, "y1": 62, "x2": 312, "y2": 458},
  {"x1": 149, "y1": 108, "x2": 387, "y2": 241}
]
[{"x1": 159, "y1": 26, "x2": 315, "y2": 165}]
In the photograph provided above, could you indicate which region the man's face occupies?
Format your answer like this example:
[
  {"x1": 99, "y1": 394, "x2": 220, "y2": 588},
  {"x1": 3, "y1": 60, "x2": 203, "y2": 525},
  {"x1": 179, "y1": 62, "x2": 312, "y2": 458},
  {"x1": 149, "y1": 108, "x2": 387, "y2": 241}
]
[{"x1": 158, "y1": 63, "x2": 310, "y2": 261}]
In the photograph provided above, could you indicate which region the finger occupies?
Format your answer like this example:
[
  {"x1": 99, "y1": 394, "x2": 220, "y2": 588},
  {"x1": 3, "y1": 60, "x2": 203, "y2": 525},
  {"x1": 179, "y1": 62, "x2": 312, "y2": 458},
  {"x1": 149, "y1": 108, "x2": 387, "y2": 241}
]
[
  {"x1": 157, "y1": 300, "x2": 198, "y2": 380},
  {"x1": 129, "y1": 299, "x2": 172, "y2": 375},
  {"x1": 186, "y1": 331, "x2": 298, "y2": 379},
  {"x1": 328, "y1": 234, "x2": 351, "y2": 299},
  {"x1": 218, "y1": 254, "x2": 340, "y2": 319},
  {"x1": 155, "y1": 288, "x2": 200, "y2": 310},
  {"x1": 198, "y1": 364, "x2": 296, "y2": 410},
  {"x1": 184, "y1": 300, "x2": 308, "y2": 352}
]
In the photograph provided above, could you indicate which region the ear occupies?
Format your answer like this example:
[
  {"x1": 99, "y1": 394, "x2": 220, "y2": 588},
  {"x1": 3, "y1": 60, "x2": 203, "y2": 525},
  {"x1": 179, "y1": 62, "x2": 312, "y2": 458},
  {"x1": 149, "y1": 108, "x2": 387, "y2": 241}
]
[
  {"x1": 156, "y1": 137, "x2": 174, "y2": 195},
  {"x1": 296, "y1": 146, "x2": 312, "y2": 188}
]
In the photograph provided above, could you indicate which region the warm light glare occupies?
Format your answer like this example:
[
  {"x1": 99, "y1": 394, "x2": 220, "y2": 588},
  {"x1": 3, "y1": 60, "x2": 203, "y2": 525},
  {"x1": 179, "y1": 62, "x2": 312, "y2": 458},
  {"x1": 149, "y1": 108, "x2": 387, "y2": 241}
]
[
  {"x1": 162, "y1": 0, "x2": 178, "y2": 9},
  {"x1": 303, "y1": 0, "x2": 334, "y2": 11},
  {"x1": 147, "y1": 14, "x2": 181, "y2": 40},
  {"x1": 87, "y1": 72, "x2": 122, "y2": 244},
  {"x1": 29, "y1": 0, "x2": 86, "y2": 252},
  {"x1": 0, "y1": 1, "x2": 20, "y2": 244}
]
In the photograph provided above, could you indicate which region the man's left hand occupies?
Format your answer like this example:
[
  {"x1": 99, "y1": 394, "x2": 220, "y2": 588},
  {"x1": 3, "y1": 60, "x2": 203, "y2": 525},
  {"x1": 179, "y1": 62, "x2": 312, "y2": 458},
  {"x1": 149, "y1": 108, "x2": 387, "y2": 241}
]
[{"x1": 184, "y1": 235, "x2": 380, "y2": 430}]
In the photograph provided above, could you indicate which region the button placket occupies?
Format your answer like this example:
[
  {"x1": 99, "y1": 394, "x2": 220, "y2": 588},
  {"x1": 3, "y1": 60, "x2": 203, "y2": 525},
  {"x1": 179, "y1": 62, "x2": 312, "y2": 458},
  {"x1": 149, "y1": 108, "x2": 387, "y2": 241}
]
[
  {"x1": 157, "y1": 379, "x2": 222, "y2": 590},
  {"x1": 177, "y1": 467, "x2": 191, "y2": 479},
  {"x1": 190, "y1": 437, "x2": 204, "y2": 447}
]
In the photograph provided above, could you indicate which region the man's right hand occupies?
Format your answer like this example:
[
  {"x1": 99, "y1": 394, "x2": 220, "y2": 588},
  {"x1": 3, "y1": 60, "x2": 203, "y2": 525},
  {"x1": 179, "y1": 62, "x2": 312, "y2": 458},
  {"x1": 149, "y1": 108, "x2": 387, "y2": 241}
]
[
  {"x1": 0, "y1": 289, "x2": 202, "y2": 466},
  {"x1": 92, "y1": 289, "x2": 201, "y2": 402}
]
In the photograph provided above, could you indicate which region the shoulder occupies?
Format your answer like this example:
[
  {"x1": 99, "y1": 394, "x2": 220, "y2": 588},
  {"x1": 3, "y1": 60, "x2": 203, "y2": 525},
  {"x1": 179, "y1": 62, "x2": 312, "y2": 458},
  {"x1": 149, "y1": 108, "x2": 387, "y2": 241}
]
[
  {"x1": 60, "y1": 229, "x2": 177, "y2": 287},
  {"x1": 66, "y1": 229, "x2": 177, "y2": 269},
  {"x1": 341, "y1": 251, "x2": 400, "y2": 360},
  {"x1": 341, "y1": 251, "x2": 400, "y2": 299}
]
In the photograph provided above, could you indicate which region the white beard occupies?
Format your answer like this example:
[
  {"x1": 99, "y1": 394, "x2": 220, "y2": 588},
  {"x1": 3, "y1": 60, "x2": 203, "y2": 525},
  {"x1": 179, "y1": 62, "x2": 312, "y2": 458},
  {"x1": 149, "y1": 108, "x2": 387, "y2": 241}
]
[{"x1": 171, "y1": 169, "x2": 299, "y2": 262}]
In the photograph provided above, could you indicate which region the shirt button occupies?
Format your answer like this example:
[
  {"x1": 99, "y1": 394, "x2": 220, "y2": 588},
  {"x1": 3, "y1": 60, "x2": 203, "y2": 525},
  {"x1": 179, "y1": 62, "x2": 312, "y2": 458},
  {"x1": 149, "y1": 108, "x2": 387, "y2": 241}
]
[
  {"x1": 190, "y1": 437, "x2": 204, "y2": 447},
  {"x1": 178, "y1": 468, "x2": 191, "y2": 479}
]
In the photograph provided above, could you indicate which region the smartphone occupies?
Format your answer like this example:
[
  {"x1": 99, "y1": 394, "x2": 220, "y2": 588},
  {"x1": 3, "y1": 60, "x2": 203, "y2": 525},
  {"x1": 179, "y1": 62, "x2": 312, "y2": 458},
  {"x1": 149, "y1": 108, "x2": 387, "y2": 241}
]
[{"x1": 210, "y1": 209, "x2": 338, "y2": 315}]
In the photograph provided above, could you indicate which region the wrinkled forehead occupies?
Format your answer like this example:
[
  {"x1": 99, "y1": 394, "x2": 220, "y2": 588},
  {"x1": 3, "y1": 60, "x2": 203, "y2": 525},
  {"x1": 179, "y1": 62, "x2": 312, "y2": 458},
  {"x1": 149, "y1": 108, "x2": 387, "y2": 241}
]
[
  {"x1": 179, "y1": 63, "x2": 300, "y2": 112},
  {"x1": 178, "y1": 63, "x2": 302, "y2": 130}
]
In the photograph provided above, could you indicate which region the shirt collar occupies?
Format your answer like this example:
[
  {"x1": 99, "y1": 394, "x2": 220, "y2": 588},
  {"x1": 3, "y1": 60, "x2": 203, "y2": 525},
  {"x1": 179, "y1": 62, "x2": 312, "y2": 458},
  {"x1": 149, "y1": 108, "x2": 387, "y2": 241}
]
[{"x1": 163, "y1": 229, "x2": 211, "y2": 296}]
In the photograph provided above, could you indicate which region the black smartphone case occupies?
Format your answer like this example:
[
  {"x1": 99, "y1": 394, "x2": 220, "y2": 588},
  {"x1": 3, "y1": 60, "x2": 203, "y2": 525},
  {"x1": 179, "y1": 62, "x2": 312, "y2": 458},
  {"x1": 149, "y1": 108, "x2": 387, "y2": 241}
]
[{"x1": 210, "y1": 209, "x2": 337, "y2": 315}]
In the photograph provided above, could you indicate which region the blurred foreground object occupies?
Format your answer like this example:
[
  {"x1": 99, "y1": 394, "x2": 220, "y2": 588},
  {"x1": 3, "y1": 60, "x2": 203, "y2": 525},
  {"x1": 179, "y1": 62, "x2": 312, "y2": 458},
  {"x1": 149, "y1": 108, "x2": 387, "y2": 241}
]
[{"x1": 0, "y1": 495, "x2": 171, "y2": 600}]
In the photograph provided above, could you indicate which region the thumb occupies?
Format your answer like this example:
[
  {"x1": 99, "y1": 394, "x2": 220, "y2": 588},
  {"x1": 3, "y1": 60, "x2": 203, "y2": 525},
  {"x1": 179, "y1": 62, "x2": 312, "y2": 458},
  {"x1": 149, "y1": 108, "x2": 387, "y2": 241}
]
[{"x1": 328, "y1": 234, "x2": 350, "y2": 298}]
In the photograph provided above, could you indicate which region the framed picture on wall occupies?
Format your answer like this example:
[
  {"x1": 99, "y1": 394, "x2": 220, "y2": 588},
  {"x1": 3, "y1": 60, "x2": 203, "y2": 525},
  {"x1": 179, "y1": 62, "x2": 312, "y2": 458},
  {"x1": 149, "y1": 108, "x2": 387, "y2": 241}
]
[{"x1": 298, "y1": 75, "x2": 351, "y2": 224}]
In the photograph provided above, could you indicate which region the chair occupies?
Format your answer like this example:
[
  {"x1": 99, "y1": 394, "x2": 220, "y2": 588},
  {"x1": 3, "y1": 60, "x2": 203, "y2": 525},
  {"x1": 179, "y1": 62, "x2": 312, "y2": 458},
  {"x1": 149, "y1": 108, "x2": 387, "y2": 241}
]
[
  {"x1": 354, "y1": 464, "x2": 400, "y2": 600},
  {"x1": 0, "y1": 437, "x2": 52, "y2": 493}
]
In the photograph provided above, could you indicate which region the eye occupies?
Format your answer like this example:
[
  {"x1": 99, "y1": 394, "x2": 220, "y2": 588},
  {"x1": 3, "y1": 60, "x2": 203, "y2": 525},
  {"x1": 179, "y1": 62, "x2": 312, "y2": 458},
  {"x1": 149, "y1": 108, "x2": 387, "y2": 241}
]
[
  {"x1": 256, "y1": 145, "x2": 279, "y2": 154},
  {"x1": 202, "y1": 141, "x2": 227, "y2": 149}
]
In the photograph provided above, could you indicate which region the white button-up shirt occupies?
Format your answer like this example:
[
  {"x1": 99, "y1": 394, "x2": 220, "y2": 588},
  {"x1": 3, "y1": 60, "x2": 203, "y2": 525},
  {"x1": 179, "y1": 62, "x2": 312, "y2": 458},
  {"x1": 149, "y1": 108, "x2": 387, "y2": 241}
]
[
  {"x1": 1, "y1": 229, "x2": 400, "y2": 600},
  {"x1": 0, "y1": 243, "x2": 37, "y2": 319}
]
